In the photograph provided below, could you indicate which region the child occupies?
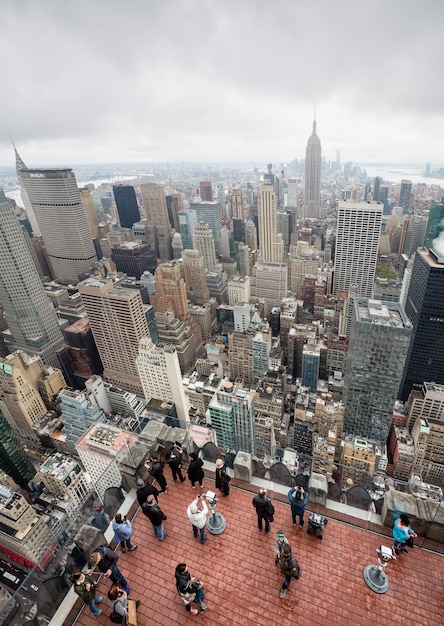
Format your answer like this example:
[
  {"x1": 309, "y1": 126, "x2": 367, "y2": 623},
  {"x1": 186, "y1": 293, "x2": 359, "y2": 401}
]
[{"x1": 274, "y1": 529, "x2": 289, "y2": 565}]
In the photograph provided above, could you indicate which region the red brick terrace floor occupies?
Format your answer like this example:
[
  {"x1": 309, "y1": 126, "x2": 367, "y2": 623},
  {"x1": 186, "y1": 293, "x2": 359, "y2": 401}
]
[{"x1": 69, "y1": 472, "x2": 444, "y2": 626}]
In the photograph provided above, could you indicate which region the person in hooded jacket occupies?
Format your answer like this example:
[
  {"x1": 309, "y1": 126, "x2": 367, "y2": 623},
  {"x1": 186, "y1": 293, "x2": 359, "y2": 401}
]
[
  {"x1": 70, "y1": 570, "x2": 103, "y2": 616},
  {"x1": 112, "y1": 513, "x2": 137, "y2": 552},
  {"x1": 187, "y1": 452, "x2": 205, "y2": 488},
  {"x1": 175, "y1": 563, "x2": 207, "y2": 615},
  {"x1": 279, "y1": 543, "x2": 301, "y2": 598}
]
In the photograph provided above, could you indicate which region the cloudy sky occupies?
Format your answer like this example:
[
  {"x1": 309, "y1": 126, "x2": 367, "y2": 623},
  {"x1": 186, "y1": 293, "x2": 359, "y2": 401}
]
[{"x1": 0, "y1": 0, "x2": 443, "y2": 168}]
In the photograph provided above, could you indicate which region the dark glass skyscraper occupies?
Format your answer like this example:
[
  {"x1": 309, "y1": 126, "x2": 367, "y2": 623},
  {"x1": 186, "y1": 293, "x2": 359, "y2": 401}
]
[
  {"x1": 113, "y1": 185, "x2": 141, "y2": 228},
  {"x1": 0, "y1": 408, "x2": 36, "y2": 489},
  {"x1": 400, "y1": 248, "x2": 444, "y2": 400},
  {"x1": 424, "y1": 200, "x2": 444, "y2": 252}
]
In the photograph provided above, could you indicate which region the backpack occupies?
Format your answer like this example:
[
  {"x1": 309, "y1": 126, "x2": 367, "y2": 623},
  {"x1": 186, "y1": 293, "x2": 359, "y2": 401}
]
[{"x1": 110, "y1": 600, "x2": 124, "y2": 623}]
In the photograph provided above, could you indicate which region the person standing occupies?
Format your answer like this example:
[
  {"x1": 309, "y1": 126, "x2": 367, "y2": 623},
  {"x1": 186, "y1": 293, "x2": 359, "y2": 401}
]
[
  {"x1": 279, "y1": 543, "x2": 301, "y2": 598},
  {"x1": 112, "y1": 513, "x2": 137, "y2": 552},
  {"x1": 288, "y1": 486, "x2": 308, "y2": 527},
  {"x1": 146, "y1": 455, "x2": 168, "y2": 493},
  {"x1": 88, "y1": 545, "x2": 129, "y2": 594},
  {"x1": 187, "y1": 451, "x2": 205, "y2": 489},
  {"x1": 175, "y1": 562, "x2": 207, "y2": 615},
  {"x1": 215, "y1": 458, "x2": 231, "y2": 497},
  {"x1": 274, "y1": 530, "x2": 290, "y2": 565},
  {"x1": 107, "y1": 585, "x2": 140, "y2": 625},
  {"x1": 70, "y1": 570, "x2": 103, "y2": 616},
  {"x1": 136, "y1": 477, "x2": 159, "y2": 506},
  {"x1": 252, "y1": 488, "x2": 274, "y2": 533},
  {"x1": 392, "y1": 513, "x2": 417, "y2": 555},
  {"x1": 167, "y1": 443, "x2": 186, "y2": 483},
  {"x1": 141, "y1": 494, "x2": 167, "y2": 541},
  {"x1": 187, "y1": 494, "x2": 208, "y2": 544}
]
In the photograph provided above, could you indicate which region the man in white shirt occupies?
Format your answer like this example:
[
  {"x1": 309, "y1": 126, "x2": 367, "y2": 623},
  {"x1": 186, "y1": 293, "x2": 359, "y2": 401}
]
[{"x1": 187, "y1": 494, "x2": 209, "y2": 544}]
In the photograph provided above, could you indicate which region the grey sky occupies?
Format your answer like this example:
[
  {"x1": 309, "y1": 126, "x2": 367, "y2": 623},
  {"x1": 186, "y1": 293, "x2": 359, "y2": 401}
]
[{"x1": 0, "y1": 0, "x2": 443, "y2": 167}]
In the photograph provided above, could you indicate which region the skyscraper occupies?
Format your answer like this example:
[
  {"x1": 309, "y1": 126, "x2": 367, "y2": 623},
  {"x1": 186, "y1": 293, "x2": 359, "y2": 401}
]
[
  {"x1": 343, "y1": 299, "x2": 412, "y2": 446},
  {"x1": 192, "y1": 201, "x2": 223, "y2": 256},
  {"x1": 199, "y1": 181, "x2": 213, "y2": 201},
  {"x1": 16, "y1": 155, "x2": 97, "y2": 282},
  {"x1": 373, "y1": 176, "x2": 381, "y2": 203},
  {"x1": 182, "y1": 250, "x2": 210, "y2": 304},
  {"x1": 400, "y1": 248, "x2": 444, "y2": 400},
  {"x1": 178, "y1": 209, "x2": 197, "y2": 251},
  {"x1": 303, "y1": 119, "x2": 322, "y2": 218},
  {"x1": 193, "y1": 222, "x2": 218, "y2": 270},
  {"x1": 113, "y1": 185, "x2": 141, "y2": 228},
  {"x1": 140, "y1": 183, "x2": 173, "y2": 260},
  {"x1": 0, "y1": 351, "x2": 49, "y2": 443},
  {"x1": 230, "y1": 188, "x2": 244, "y2": 219},
  {"x1": 136, "y1": 337, "x2": 190, "y2": 424},
  {"x1": 207, "y1": 380, "x2": 256, "y2": 454},
  {"x1": 0, "y1": 190, "x2": 65, "y2": 366},
  {"x1": 424, "y1": 200, "x2": 444, "y2": 252},
  {"x1": 333, "y1": 201, "x2": 383, "y2": 297},
  {"x1": 77, "y1": 277, "x2": 151, "y2": 395},
  {"x1": 0, "y1": 409, "x2": 36, "y2": 489},
  {"x1": 257, "y1": 183, "x2": 284, "y2": 263},
  {"x1": 399, "y1": 179, "x2": 412, "y2": 214}
]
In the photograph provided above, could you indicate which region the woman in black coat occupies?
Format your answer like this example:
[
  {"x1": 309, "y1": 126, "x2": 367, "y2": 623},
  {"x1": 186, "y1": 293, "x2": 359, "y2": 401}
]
[
  {"x1": 215, "y1": 458, "x2": 230, "y2": 496},
  {"x1": 187, "y1": 452, "x2": 204, "y2": 488}
]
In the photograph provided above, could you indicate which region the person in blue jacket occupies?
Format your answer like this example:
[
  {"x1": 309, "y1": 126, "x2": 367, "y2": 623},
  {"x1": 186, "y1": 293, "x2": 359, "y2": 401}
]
[
  {"x1": 392, "y1": 513, "x2": 417, "y2": 555},
  {"x1": 288, "y1": 486, "x2": 308, "y2": 528},
  {"x1": 112, "y1": 513, "x2": 137, "y2": 552}
]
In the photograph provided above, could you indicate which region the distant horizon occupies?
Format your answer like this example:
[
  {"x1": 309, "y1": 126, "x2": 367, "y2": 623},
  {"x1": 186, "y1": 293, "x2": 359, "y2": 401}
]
[{"x1": 0, "y1": 160, "x2": 442, "y2": 171}]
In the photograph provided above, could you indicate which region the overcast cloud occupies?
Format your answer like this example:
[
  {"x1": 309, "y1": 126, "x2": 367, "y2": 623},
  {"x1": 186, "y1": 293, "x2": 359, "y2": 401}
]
[{"x1": 0, "y1": 0, "x2": 443, "y2": 168}]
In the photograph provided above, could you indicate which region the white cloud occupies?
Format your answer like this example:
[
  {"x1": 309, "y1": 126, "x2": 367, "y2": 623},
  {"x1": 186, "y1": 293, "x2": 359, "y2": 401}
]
[{"x1": 1, "y1": 0, "x2": 443, "y2": 166}]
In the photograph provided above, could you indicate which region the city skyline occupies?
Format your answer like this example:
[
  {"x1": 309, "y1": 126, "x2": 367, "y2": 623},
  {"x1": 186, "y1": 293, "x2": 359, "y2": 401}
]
[{"x1": 0, "y1": 1, "x2": 443, "y2": 167}]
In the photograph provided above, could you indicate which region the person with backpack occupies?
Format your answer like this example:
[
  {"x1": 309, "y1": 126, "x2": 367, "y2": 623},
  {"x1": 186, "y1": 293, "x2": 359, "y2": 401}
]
[
  {"x1": 279, "y1": 543, "x2": 302, "y2": 598},
  {"x1": 175, "y1": 562, "x2": 207, "y2": 615},
  {"x1": 141, "y1": 494, "x2": 167, "y2": 541},
  {"x1": 145, "y1": 455, "x2": 168, "y2": 493},
  {"x1": 288, "y1": 485, "x2": 308, "y2": 527},
  {"x1": 167, "y1": 443, "x2": 186, "y2": 483},
  {"x1": 215, "y1": 458, "x2": 231, "y2": 497},
  {"x1": 108, "y1": 584, "x2": 140, "y2": 624},
  {"x1": 112, "y1": 513, "x2": 137, "y2": 553},
  {"x1": 70, "y1": 570, "x2": 103, "y2": 616},
  {"x1": 88, "y1": 545, "x2": 130, "y2": 594},
  {"x1": 252, "y1": 488, "x2": 275, "y2": 533}
]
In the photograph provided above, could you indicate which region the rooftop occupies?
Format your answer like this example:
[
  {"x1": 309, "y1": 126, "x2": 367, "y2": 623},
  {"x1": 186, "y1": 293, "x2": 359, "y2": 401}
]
[{"x1": 65, "y1": 471, "x2": 443, "y2": 626}]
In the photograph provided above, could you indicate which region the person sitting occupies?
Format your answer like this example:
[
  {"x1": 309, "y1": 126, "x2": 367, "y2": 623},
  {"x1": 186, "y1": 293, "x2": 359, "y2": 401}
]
[{"x1": 392, "y1": 513, "x2": 417, "y2": 555}]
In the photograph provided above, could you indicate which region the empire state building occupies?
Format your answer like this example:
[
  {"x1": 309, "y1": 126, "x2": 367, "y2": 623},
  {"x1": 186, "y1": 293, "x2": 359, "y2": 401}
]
[{"x1": 304, "y1": 119, "x2": 322, "y2": 218}]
